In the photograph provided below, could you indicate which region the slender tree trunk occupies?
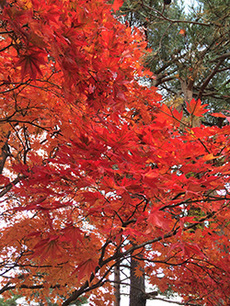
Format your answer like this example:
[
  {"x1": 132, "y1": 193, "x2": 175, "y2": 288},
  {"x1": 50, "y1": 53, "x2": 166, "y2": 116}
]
[
  {"x1": 180, "y1": 79, "x2": 193, "y2": 103},
  {"x1": 114, "y1": 259, "x2": 121, "y2": 306},
  {"x1": 0, "y1": 132, "x2": 11, "y2": 174},
  {"x1": 129, "y1": 255, "x2": 146, "y2": 306}
]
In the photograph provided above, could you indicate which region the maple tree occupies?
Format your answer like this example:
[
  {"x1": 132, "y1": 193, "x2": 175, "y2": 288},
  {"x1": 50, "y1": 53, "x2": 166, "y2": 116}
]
[{"x1": 0, "y1": 0, "x2": 230, "y2": 306}]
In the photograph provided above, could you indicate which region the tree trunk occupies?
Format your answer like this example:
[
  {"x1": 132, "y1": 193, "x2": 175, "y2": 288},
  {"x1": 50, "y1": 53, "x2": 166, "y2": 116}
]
[
  {"x1": 180, "y1": 79, "x2": 193, "y2": 103},
  {"x1": 114, "y1": 259, "x2": 121, "y2": 306},
  {"x1": 129, "y1": 255, "x2": 146, "y2": 306}
]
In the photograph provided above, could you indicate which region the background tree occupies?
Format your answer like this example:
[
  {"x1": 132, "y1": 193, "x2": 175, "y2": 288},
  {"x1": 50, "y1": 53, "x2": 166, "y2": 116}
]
[
  {"x1": 0, "y1": 293, "x2": 20, "y2": 306},
  {"x1": 120, "y1": 0, "x2": 230, "y2": 125}
]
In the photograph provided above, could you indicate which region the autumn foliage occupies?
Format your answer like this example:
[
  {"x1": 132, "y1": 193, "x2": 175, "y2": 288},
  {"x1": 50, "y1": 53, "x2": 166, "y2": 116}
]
[{"x1": 0, "y1": 0, "x2": 230, "y2": 305}]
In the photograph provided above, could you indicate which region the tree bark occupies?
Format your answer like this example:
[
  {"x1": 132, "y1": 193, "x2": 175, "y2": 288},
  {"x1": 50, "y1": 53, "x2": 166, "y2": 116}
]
[
  {"x1": 129, "y1": 255, "x2": 146, "y2": 306},
  {"x1": 114, "y1": 259, "x2": 121, "y2": 306},
  {"x1": 180, "y1": 79, "x2": 193, "y2": 103},
  {"x1": 0, "y1": 131, "x2": 11, "y2": 174}
]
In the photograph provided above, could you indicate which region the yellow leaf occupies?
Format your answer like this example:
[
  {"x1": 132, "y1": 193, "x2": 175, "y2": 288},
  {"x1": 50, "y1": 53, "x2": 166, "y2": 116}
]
[{"x1": 202, "y1": 153, "x2": 215, "y2": 161}]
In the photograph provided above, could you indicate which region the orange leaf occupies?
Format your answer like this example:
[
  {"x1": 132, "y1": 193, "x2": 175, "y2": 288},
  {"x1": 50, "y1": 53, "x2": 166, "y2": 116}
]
[
  {"x1": 134, "y1": 266, "x2": 144, "y2": 279},
  {"x1": 201, "y1": 153, "x2": 215, "y2": 161},
  {"x1": 211, "y1": 112, "x2": 226, "y2": 118},
  {"x1": 186, "y1": 98, "x2": 208, "y2": 117},
  {"x1": 179, "y1": 29, "x2": 186, "y2": 36}
]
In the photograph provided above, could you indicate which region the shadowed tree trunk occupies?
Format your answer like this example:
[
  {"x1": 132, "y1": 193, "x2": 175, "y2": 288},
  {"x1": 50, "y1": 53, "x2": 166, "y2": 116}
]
[
  {"x1": 114, "y1": 259, "x2": 121, "y2": 306},
  {"x1": 129, "y1": 255, "x2": 146, "y2": 306}
]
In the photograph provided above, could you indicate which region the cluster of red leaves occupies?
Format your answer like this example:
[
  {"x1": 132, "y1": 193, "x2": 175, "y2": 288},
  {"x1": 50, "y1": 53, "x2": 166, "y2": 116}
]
[{"x1": 0, "y1": 0, "x2": 229, "y2": 306}]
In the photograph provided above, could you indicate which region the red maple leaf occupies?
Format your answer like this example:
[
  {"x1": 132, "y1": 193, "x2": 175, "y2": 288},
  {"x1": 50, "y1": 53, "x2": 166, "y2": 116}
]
[
  {"x1": 32, "y1": 235, "x2": 64, "y2": 262},
  {"x1": 16, "y1": 48, "x2": 46, "y2": 80},
  {"x1": 148, "y1": 207, "x2": 170, "y2": 231},
  {"x1": 60, "y1": 224, "x2": 83, "y2": 247},
  {"x1": 75, "y1": 258, "x2": 98, "y2": 283},
  {"x1": 186, "y1": 98, "x2": 208, "y2": 117},
  {"x1": 112, "y1": 0, "x2": 123, "y2": 11}
]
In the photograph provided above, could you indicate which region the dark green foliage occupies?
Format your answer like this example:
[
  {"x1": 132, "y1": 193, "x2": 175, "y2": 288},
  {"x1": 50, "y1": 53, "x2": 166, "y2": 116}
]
[
  {"x1": 119, "y1": 0, "x2": 230, "y2": 124},
  {"x1": 0, "y1": 294, "x2": 20, "y2": 306}
]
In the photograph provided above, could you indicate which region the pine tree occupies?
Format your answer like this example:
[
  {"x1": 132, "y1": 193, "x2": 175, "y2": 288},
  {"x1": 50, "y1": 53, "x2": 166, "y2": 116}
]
[
  {"x1": 0, "y1": 294, "x2": 20, "y2": 306},
  {"x1": 120, "y1": 0, "x2": 230, "y2": 125}
]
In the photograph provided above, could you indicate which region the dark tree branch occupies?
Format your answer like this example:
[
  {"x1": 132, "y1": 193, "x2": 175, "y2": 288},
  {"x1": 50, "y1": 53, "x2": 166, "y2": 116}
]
[
  {"x1": 212, "y1": 52, "x2": 230, "y2": 62},
  {"x1": 0, "y1": 131, "x2": 11, "y2": 174},
  {"x1": 197, "y1": 60, "x2": 224, "y2": 100},
  {"x1": 0, "y1": 176, "x2": 23, "y2": 198},
  {"x1": 139, "y1": 1, "x2": 211, "y2": 26}
]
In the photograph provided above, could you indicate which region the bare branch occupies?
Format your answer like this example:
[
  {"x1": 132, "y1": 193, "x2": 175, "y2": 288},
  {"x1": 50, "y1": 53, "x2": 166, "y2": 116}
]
[
  {"x1": 139, "y1": 1, "x2": 211, "y2": 27},
  {"x1": 197, "y1": 60, "x2": 224, "y2": 100}
]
